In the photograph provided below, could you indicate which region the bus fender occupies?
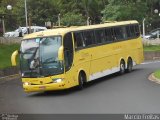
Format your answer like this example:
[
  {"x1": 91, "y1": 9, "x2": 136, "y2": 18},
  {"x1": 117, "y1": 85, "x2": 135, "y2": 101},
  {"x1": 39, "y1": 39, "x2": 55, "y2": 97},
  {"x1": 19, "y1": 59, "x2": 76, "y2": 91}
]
[{"x1": 77, "y1": 69, "x2": 87, "y2": 83}]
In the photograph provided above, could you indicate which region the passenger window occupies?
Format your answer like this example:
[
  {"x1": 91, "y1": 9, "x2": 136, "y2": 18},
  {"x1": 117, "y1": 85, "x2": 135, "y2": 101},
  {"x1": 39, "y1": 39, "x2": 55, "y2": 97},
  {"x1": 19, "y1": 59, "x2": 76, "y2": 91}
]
[
  {"x1": 114, "y1": 27, "x2": 124, "y2": 41},
  {"x1": 126, "y1": 25, "x2": 140, "y2": 38},
  {"x1": 83, "y1": 31, "x2": 95, "y2": 46},
  {"x1": 134, "y1": 25, "x2": 140, "y2": 37},
  {"x1": 122, "y1": 27, "x2": 127, "y2": 39},
  {"x1": 90, "y1": 31, "x2": 96, "y2": 44},
  {"x1": 105, "y1": 28, "x2": 113, "y2": 43},
  {"x1": 95, "y1": 29, "x2": 105, "y2": 44},
  {"x1": 130, "y1": 25, "x2": 136, "y2": 37},
  {"x1": 126, "y1": 26, "x2": 132, "y2": 38},
  {"x1": 74, "y1": 32, "x2": 85, "y2": 49}
]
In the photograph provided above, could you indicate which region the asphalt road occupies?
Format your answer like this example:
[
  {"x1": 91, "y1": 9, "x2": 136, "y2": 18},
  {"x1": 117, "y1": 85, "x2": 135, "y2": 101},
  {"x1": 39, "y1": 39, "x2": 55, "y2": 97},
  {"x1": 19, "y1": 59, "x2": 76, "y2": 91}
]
[{"x1": 0, "y1": 61, "x2": 160, "y2": 114}]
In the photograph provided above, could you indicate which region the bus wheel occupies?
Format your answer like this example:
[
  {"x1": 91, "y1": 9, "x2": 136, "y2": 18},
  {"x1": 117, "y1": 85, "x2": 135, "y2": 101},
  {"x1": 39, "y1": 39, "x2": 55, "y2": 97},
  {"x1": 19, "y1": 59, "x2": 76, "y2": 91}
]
[
  {"x1": 126, "y1": 58, "x2": 133, "y2": 73},
  {"x1": 119, "y1": 60, "x2": 125, "y2": 74},
  {"x1": 77, "y1": 72, "x2": 85, "y2": 90}
]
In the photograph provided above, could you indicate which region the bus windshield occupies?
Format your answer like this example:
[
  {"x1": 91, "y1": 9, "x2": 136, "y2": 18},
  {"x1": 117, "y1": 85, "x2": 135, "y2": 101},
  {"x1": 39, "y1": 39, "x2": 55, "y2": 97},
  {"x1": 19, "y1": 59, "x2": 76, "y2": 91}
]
[{"x1": 20, "y1": 36, "x2": 64, "y2": 78}]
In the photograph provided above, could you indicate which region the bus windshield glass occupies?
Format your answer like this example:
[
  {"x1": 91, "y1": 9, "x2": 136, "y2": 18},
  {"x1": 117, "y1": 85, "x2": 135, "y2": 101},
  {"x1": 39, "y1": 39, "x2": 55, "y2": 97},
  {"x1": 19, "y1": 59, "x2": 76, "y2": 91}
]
[{"x1": 20, "y1": 36, "x2": 64, "y2": 78}]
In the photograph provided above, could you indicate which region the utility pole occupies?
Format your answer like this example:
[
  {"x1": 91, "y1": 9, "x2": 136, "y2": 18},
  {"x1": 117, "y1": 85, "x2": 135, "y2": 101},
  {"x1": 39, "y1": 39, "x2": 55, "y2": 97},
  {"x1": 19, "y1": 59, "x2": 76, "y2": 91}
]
[
  {"x1": 58, "y1": 13, "x2": 61, "y2": 27},
  {"x1": 29, "y1": 14, "x2": 31, "y2": 34},
  {"x1": 2, "y1": 15, "x2": 5, "y2": 34},
  {"x1": 142, "y1": 18, "x2": 146, "y2": 38},
  {"x1": 25, "y1": 0, "x2": 28, "y2": 34},
  {"x1": 87, "y1": 17, "x2": 90, "y2": 26}
]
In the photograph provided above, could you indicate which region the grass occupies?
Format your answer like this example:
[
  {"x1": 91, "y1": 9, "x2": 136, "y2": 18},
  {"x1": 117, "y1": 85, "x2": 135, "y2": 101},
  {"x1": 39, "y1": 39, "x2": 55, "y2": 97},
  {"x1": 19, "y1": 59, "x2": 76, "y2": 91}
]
[
  {"x1": 154, "y1": 70, "x2": 160, "y2": 79},
  {"x1": 0, "y1": 44, "x2": 20, "y2": 69},
  {"x1": 143, "y1": 45, "x2": 160, "y2": 52}
]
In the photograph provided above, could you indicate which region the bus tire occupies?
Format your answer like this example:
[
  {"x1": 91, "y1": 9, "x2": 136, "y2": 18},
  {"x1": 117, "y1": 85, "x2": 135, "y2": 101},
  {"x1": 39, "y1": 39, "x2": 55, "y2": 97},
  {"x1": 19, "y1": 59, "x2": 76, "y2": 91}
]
[
  {"x1": 119, "y1": 60, "x2": 125, "y2": 75},
  {"x1": 126, "y1": 58, "x2": 133, "y2": 73},
  {"x1": 77, "y1": 72, "x2": 86, "y2": 90}
]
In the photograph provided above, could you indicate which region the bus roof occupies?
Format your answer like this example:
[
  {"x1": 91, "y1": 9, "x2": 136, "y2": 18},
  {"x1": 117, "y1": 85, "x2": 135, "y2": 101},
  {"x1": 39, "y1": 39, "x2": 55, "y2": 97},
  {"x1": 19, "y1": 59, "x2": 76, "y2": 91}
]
[{"x1": 23, "y1": 20, "x2": 138, "y2": 39}]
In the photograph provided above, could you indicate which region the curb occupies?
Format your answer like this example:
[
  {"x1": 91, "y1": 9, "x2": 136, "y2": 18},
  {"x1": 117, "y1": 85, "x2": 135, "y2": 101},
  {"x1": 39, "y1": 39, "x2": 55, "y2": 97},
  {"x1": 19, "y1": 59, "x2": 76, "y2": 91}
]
[
  {"x1": 0, "y1": 67, "x2": 19, "y2": 78},
  {"x1": 148, "y1": 73, "x2": 160, "y2": 84}
]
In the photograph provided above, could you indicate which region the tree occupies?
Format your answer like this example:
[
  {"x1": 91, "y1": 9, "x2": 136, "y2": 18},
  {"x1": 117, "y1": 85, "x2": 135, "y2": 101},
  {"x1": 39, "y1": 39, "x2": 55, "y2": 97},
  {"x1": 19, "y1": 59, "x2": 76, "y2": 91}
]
[
  {"x1": 102, "y1": 0, "x2": 148, "y2": 23},
  {"x1": 61, "y1": 12, "x2": 86, "y2": 26},
  {"x1": 80, "y1": 0, "x2": 108, "y2": 24},
  {"x1": 0, "y1": 0, "x2": 22, "y2": 30},
  {"x1": 145, "y1": 0, "x2": 160, "y2": 30},
  {"x1": 0, "y1": 0, "x2": 159, "y2": 32},
  {"x1": 27, "y1": 0, "x2": 61, "y2": 26}
]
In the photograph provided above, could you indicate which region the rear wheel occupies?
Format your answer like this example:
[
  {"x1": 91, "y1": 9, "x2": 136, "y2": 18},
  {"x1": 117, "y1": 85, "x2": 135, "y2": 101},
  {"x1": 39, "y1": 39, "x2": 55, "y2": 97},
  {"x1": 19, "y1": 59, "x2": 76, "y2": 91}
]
[
  {"x1": 126, "y1": 58, "x2": 133, "y2": 73},
  {"x1": 119, "y1": 60, "x2": 125, "y2": 74}
]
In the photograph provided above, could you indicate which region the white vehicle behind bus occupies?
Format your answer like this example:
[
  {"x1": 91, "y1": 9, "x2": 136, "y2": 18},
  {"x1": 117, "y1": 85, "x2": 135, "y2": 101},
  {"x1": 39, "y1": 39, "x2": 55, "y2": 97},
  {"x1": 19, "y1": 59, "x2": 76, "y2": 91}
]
[{"x1": 3, "y1": 26, "x2": 47, "y2": 37}]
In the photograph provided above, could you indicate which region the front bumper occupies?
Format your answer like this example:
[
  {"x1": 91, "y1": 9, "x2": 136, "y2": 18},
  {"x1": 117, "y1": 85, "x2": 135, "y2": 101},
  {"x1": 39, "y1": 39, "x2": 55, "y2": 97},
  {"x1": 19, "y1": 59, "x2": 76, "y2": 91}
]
[{"x1": 23, "y1": 82, "x2": 66, "y2": 92}]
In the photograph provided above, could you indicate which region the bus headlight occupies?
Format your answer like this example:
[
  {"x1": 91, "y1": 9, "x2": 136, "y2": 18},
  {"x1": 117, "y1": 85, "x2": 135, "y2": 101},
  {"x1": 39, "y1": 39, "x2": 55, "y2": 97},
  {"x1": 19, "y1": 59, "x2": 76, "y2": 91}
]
[
  {"x1": 23, "y1": 82, "x2": 31, "y2": 86},
  {"x1": 53, "y1": 78, "x2": 63, "y2": 83}
]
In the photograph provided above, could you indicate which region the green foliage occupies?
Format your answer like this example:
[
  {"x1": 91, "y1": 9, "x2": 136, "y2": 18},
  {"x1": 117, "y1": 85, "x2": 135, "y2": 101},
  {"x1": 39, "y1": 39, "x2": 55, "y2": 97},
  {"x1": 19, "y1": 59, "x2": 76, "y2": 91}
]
[
  {"x1": 80, "y1": 0, "x2": 107, "y2": 24},
  {"x1": 61, "y1": 12, "x2": 86, "y2": 26},
  {"x1": 102, "y1": 0, "x2": 148, "y2": 22},
  {"x1": 27, "y1": 0, "x2": 60, "y2": 25}
]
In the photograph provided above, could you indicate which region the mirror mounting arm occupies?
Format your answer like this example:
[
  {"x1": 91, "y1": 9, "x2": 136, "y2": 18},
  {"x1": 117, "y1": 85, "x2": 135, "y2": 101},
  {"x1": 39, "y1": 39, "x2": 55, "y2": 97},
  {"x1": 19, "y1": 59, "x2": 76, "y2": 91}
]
[{"x1": 11, "y1": 50, "x2": 19, "y2": 66}]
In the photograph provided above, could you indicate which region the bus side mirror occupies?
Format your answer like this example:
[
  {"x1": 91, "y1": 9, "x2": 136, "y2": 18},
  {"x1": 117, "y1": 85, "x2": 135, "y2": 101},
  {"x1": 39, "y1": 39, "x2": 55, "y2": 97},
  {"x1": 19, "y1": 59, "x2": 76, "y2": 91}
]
[
  {"x1": 58, "y1": 46, "x2": 64, "y2": 61},
  {"x1": 11, "y1": 50, "x2": 19, "y2": 66}
]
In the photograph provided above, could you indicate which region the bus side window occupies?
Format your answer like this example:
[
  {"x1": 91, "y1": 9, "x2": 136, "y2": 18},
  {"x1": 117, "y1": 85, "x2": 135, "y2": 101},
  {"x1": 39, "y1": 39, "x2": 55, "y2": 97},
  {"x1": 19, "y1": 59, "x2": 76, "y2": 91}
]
[
  {"x1": 110, "y1": 28, "x2": 115, "y2": 42},
  {"x1": 112, "y1": 28, "x2": 117, "y2": 41},
  {"x1": 122, "y1": 26, "x2": 127, "y2": 39},
  {"x1": 130, "y1": 25, "x2": 136, "y2": 37},
  {"x1": 95, "y1": 29, "x2": 105, "y2": 44},
  {"x1": 126, "y1": 26, "x2": 132, "y2": 38},
  {"x1": 134, "y1": 24, "x2": 140, "y2": 37},
  {"x1": 83, "y1": 31, "x2": 95, "y2": 46},
  {"x1": 90, "y1": 31, "x2": 96, "y2": 45},
  {"x1": 74, "y1": 32, "x2": 85, "y2": 49},
  {"x1": 114, "y1": 27, "x2": 124, "y2": 41},
  {"x1": 105, "y1": 28, "x2": 113, "y2": 43},
  {"x1": 63, "y1": 32, "x2": 73, "y2": 71}
]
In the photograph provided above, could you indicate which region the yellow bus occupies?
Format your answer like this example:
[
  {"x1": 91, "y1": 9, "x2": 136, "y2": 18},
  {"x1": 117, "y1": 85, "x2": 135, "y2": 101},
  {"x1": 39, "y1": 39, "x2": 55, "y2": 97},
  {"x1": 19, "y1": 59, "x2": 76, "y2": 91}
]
[{"x1": 11, "y1": 20, "x2": 143, "y2": 92}]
